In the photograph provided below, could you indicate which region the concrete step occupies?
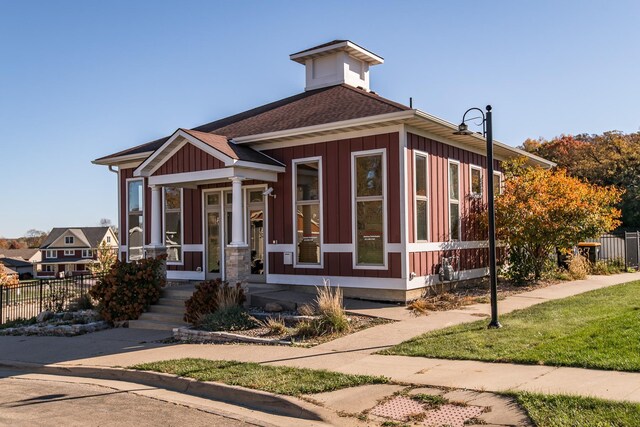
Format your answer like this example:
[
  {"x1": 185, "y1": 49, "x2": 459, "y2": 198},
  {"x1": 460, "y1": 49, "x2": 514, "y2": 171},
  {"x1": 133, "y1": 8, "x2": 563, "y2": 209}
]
[
  {"x1": 250, "y1": 290, "x2": 316, "y2": 311},
  {"x1": 148, "y1": 304, "x2": 185, "y2": 315},
  {"x1": 157, "y1": 297, "x2": 188, "y2": 307},
  {"x1": 138, "y1": 311, "x2": 186, "y2": 324},
  {"x1": 162, "y1": 286, "x2": 197, "y2": 299},
  {"x1": 128, "y1": 319, "x2": 185, "y2": 331}
]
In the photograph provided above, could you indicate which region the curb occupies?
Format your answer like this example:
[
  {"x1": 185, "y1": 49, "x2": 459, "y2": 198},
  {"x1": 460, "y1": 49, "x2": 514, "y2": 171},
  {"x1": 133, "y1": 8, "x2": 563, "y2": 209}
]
[{"x1": 0, "y1": 360, "x2": 328, "y2": 423}]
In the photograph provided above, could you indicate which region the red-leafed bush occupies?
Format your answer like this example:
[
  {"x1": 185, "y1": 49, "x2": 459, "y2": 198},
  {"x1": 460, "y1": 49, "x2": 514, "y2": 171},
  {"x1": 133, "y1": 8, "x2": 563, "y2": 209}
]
[
  {"x1": 90, "y1": 256, "x2": 166, "y2": 323},
  {"x1": 184, "y1": 279, "x2": 245, "y2": 325}
]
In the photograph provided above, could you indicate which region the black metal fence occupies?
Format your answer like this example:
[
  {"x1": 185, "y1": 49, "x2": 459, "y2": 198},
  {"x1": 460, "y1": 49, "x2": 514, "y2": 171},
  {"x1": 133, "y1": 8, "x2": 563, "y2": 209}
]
[
  {"x1": 586, "y1": 231, "x2": 640, "y2": 269},
  {"x1": 0, "y1": 273, "x2": 104, "y2": 325}
]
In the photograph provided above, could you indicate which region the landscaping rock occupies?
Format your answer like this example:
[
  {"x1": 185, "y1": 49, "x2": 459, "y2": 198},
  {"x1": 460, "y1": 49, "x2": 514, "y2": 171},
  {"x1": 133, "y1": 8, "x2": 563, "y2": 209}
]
[
  {"x1": 37, "y1": 311, "x2": 54, "y2": 323},
  {"x1": 62, "y1": 312, "x2": 74, "y2": 321},
  {"x1": 264, "y1": 302, "x2": 283, "y2": 313}
]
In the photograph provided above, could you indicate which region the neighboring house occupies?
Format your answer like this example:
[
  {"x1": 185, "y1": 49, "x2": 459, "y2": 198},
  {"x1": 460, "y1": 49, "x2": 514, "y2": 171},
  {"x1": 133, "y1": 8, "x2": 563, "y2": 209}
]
[
  {"x1": 38, "y1": 227, "x2": 119, "y2": 277},
  {"x1": 0, "y1": 248, "x2": 42, "y2": 277},
  {"x1": 0, "y1": 256, "x2": 36, "y2": 279},
  {"x1": 0, "y1": 264, "x2": 19, "y2": 281},
  {"x1": 94, "y1": 40, "x2": 553, "y2": 301}
]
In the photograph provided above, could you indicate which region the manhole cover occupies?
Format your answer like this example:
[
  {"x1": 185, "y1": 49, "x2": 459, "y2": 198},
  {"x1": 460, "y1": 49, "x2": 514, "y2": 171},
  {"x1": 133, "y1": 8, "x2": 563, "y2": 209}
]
[
  {"x1": 422, "y1": 404, "x2": 484, "y2": 427},
  {"x1": 370, "y1": 396, "x2": 425, "y2": 420}
]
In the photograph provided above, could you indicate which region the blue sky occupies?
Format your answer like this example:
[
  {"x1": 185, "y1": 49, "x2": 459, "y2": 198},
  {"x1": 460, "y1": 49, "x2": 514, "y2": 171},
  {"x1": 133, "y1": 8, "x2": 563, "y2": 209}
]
[{"x1": 1, "y1": 0, "x2": 639, "y2": 237}]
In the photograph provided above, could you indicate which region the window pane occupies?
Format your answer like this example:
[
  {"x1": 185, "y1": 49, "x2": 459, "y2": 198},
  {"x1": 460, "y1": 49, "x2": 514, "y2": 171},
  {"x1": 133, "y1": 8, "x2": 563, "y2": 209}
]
[
  {"x1": 207, "y1": 211, "x2": 220, "y2": 273},
  {"x1": 493, "y1": 173, "x2": 502, "y2": 195},
  {"x1": 415, "y1": 155, "x2": 427, "y2": 197},
  {"x1": 249, "y1": 191, "x2": 264, "y2": 204},
  {"x1": 128, "y1": 181, "x2": 143, "y2": 212},
  {"x1": 249, "y1": 209, "x2": 264, "y2": 274},
  {"x1": 356, "y1": 155, "x2": 383, "y2": 197},
  {"x1": 128, "y1": 213, "x2": 144, "y2": 260},
  {"x1": 449, "y1": 163, "x2": 459, "y2": 200},
  {"x1": 207, "y1": 193, "x2": 219, "y2": 206},
  {"x1": 165, "y1": 187, "x2": 181, "y2": 210},
  {"x1": 296, "y1": 203, "x2": 320, "y2": 264},
  {"x1": 416, "y1": 199, "x2": 428, "y2": 241},
  {"x1": 357, "y1": 200, "x2": 384, "y2": 265},
  {"x1": 165, "y1": 212, "x2": 182, "y2": 262},
  {"x1": 450, "y1": 203, "x2": 460, "y2": 240},
  {"x1": 226, "y1": 192, "x2": 233, "y2": 205},
  {"x1": 296, "y1": 162, "x2": 319, "y2": 201},
  {"x1": 471, "y1": 169, "x2": 482, "y2": 195}
]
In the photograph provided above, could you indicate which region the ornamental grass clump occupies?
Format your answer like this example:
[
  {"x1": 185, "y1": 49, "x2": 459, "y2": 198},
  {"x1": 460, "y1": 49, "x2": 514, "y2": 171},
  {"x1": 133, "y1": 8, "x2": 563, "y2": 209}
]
[
  {"x1": 295, "y1": 279, "x2": 349, "y2": 337},
  {"x1": 568, "y1": 254, "x2": 590, "y2": 280},
  {"x1": 89, "y1": 256, "x2": 165, "y2": 323},
  {"x1": 184, "y1": 279, "x2": 246, "y2": 325}
]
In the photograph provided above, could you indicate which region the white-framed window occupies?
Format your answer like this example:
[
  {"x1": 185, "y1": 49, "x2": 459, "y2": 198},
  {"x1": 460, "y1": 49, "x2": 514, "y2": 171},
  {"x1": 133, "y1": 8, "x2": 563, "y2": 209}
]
[
  {"x1": 43, "y1": 265, "x2": 54, "y2": 272},
  {"x1": 353, "y1": 149, "x2": 386, "y2": 268},
  {"x1": 82, "y1": 249, "x2": 93, "y2": 258},
  {"x1": 493, "y1": 171, "x2": 503, "y2": 195},
  {"x1": 293, "y1": 158, "x2": 322, "y2": 266},
  {"x1": 470, "y1": 165, "x2": 483, "y2": 198},
  {"x1": 164, "y1": 187, "x2": 183, "y2": 263},
  {"x1": 65, "y1": 236, "x2": 74, "y2": 245},
  {"x1": 45, "y1": 250, "x2": 56, "y2": 259},
  {"x1": 448, "y1": 160, "x2": 461, "y2": 241},
  {"x1": 127, "y1": 179, "x2": 144, "y2": 261},
  {"x1": 64, "y1": 250, "x2": 75, "y2": 256},
  {"x1": 414, "y1": 151, "x2": 429, "y2": 242}
]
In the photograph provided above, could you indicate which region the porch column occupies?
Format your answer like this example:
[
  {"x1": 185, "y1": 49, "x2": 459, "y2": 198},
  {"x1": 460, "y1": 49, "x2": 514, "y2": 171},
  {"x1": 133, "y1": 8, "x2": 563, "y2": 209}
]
[
  {"x1": 150, "y1": 185, "x2": 163, "y2": 246},
  {"x1": 230, "y1": 177, "x2": 246, "y2": 246}
]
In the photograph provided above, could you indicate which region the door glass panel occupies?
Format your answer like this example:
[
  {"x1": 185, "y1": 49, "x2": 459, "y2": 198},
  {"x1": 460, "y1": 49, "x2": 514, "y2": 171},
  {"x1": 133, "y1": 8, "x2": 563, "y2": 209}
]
[
  {"x1": 207, "y1": 193, "x2": 219, "y2": 206},
  {"x1": 249, "y1": 209, "x2": 264, "y2": 274},
  {"x1": 249, "y1": 191, "x2": 264, "y2": 203},
  {"x1": 226, "y1": 211, "x2": 233, "y2": 245},
  {"x1": 207, "y1": 211, "x2": 221, "y2": 273}
]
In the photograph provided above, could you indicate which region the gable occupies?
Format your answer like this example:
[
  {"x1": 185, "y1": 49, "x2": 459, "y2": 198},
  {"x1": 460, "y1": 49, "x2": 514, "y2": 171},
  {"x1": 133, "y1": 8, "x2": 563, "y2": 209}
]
[
  {"x1": 153, "y1": 142, "x2": 225, "y2": 176},
  {"x1": 48, "y1": 229, "x2": 90, "y2": 248}
]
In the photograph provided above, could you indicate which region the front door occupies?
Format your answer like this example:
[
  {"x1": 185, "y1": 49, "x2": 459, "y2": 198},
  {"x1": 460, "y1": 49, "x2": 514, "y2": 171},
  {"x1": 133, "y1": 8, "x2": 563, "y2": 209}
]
[
  {"x1": 247, "y1": 189, "x2": 266, "y2": 283},
  {"x1": 205, "y1": 193, "x2": 222, "y2": 279}
]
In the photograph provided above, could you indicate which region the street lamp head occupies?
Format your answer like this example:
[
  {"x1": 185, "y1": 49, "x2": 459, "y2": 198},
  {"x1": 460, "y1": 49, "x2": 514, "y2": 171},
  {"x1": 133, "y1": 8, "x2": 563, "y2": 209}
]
[{"x1": 453, "y1": 122, "x2": 473, "y2": 135}]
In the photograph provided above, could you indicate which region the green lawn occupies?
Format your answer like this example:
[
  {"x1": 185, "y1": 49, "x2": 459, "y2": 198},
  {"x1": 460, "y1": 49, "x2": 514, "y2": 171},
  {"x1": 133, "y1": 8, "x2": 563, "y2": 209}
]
[
  {"x1": 512, "y1": 392, "x2": 640, "y2": 427},
  {"x1": 131, "y1": 358, "x2": 389, "y2": 396},
  {"x1": 382, "y1": 281, "x2": 640, "y2": 371}
]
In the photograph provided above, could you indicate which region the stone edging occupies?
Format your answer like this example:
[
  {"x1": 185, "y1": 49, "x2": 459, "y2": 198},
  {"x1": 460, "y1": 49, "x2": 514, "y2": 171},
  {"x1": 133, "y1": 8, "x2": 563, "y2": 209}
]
[
  {"x1": 173, "y1": 327, "x2": 292, "y2": 346},
  {"x1": 0, "y1": 321, "x2": 110, "y2": 337}
]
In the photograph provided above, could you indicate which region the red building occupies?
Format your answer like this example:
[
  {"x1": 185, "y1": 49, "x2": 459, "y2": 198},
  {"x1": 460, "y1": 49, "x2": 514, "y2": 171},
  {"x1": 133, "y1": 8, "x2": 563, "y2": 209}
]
[{"x1": 94, "y1": 40, "x2": 552, "y2": 301}]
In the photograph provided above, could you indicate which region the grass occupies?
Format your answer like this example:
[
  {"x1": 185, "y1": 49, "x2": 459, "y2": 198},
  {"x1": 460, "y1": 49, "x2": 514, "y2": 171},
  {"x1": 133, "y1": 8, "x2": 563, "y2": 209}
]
[
  {"x1": 382, "y1": 281, "x2": 640, "y2": 371},
  {"x1": 511, "y1": 392, "x2": 640, "y2": 427},
  {"x1": 130, "y1": 358, "x2": 389, "y2": 396}
]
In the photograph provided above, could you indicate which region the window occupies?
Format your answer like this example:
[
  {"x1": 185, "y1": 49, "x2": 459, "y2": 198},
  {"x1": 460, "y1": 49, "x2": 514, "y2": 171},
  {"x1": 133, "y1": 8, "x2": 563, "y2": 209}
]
[
  {"x1": 470, "y1": 166, "x2": 483, "y2": 198},
  {"x1": 127, "y1": 180, "x2": 144, "y2": 261},
  {"x1": 64, "y1": 250, "x2": 75, "y2": 256},
  {"x1": 414, "y1": 152, "x2": 429, "y2": 242},
  {"x1": 164, "y1": 187, "x2": 182, "y2": 263},
  {"x1": 294, "y1": 160, "x2": 321, "y2": 265},
  {"x1": 65, "y1": 236, "x2": 74, "y2": 245},
  {"x1": 448, "y1": 160, "x2": 460, "y2": 241},
  {"x1": 45, "y1": 250, "x2": 56, "y2": 259},
  {"x1": 43, "y1": 265, "x2": 54, "y2": 272},
  {"x1": 493, "y1": 172, "x2": 503, "y2": 195},
  {"x1": 106, "y1": 236, "x2": 111, "y2": 243},
  {"x1": 354, "y1": 151, "x2": 385, "y2": 266},
  {"x1": 82, "y1": 249, "x2": 92, "y2": 258}
]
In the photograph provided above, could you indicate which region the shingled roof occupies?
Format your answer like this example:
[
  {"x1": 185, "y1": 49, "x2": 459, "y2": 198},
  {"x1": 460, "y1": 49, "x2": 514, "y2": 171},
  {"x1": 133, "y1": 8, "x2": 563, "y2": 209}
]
[
  {"x1": 95, "y1": 84, "x2": 410, "y2": 162},
  {"x1": 40, "y1": 227, "x2": 114, "y2": 249}
]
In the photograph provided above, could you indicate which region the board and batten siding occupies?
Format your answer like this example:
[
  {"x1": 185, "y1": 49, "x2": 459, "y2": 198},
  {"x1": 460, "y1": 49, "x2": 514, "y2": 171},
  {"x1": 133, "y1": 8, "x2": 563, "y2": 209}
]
[
  {"x1": 262, "y1": 132, "x2": 402, "y2": 279},
  {"x1": 153, "y1": 143, "x2": 225, "y2": 176},
  {"x1": 406, "y1": 132, "x2": 501, "y2": 277}
]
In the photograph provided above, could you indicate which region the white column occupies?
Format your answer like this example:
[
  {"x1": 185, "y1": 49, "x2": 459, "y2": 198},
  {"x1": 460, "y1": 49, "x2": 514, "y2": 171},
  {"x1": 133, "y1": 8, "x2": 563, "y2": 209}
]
[
  {"x1": 230, "y1": 177, "x2": 246, "y2": 246},
  {"x1": 150, "y1": 185, "x2": 163, "y2": 247}
]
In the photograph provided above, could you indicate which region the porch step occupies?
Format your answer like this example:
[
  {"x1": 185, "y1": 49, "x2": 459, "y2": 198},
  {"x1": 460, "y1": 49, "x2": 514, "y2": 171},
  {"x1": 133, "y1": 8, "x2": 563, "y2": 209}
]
[
  {"x1": 128, "y1": 319, "x2": 185, "y2": 331},
  {"x1": 148, "y1": 304, "x2": 185, "y2": 315},
  {"x1": 137, "y1": 311, "x2": 186, "y2": 324},
  {"x1": 162, "y1": 286, "x2": 197, "y2": 299}
]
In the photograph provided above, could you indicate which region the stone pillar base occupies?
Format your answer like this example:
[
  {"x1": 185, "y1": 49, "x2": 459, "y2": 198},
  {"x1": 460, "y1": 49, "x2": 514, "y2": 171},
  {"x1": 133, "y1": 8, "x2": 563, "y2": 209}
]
[
  {"x1": 225, "y1": 245, "x2": 251, "y2": 286},
  {"x1": 145, "y1": 246, "x2": 167, "y2": 283}
]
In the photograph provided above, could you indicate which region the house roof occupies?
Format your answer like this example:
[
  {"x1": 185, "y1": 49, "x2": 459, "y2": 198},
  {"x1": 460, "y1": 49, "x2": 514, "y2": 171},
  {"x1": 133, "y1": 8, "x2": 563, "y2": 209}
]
[
  {"x1": 0, "y1": 248, "x2": 39, "y2": 261},
  {"x1": 94, "y1": 84, "x2": 410, "y2": 163},
  {"x1": 0, "y1": 257, "x2": 33, "y2": 268},
  {"x1": 1, "y1": 264, "x2": 17, "y2": 276},
  {"x1": 289, "y1": 40, "x2": 384, "y2": 65},
  {"x1": 40, "y1": 227, "x2": 113, "y2": 249}
]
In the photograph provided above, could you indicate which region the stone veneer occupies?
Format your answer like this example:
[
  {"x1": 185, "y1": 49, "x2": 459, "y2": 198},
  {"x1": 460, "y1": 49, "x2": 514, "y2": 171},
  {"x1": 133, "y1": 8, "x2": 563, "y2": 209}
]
[{"x1": 224, "y1": 245, "x2": 251, "y2": 285}]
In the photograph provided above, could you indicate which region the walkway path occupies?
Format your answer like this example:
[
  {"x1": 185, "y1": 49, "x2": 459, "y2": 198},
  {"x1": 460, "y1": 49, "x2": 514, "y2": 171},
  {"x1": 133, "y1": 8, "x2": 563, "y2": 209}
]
[{"x1": 2, "y1": 272, "x2": 640, "y2": 405}]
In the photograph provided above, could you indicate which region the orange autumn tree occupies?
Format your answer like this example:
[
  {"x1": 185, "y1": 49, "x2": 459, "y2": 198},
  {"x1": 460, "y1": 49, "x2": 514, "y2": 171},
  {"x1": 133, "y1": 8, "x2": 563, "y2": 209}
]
[{"x1": 496, "y1": 159, "x2": 623, "y2": 280}]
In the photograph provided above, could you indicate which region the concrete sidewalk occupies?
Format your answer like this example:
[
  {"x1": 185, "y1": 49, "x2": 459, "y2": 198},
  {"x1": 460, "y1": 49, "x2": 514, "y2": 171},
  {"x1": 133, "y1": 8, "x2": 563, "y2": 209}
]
[{"x1": 2, "y1": 272, "x2": 640, "y2": 405}]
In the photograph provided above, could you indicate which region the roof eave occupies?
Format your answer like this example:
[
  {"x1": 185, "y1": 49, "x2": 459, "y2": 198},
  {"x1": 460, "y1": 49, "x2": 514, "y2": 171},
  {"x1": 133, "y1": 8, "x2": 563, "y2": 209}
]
[{"x1": 92, "y1": 151, "x2": 153, "y2": 166}]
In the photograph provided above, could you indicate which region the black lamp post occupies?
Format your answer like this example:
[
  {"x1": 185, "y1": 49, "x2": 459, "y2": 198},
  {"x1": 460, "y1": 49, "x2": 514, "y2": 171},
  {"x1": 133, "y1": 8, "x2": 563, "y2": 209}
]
[{"x1": 453, "y1": 105, "x2": 501, "y2": 329}]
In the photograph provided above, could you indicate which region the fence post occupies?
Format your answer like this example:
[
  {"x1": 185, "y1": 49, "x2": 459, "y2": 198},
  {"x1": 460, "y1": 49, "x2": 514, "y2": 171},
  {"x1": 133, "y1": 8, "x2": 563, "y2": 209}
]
[
  {"x1": 39, "y1": 279, "x2": 43, "y2": 313},
  {"x1": 0, "y1": 285, "x2": 3, "y2": 325}
]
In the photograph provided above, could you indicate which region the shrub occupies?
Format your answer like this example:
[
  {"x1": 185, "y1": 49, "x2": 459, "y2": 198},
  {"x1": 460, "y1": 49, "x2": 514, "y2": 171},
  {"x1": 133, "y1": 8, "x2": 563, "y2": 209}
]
[
  {"x1": 72, "y1": 294, "x2": 95, "y2": 310},
  {"x1": 263, "y1": 317, "x2": 287, "y2": 335},
  {"x1": 89, "y1": 256, "x2": 165, "y2": 323},
  {"x1": 568, "y1": 254, "x2": 590, "y2": 280},
  {"x1": 184, "y1": 279, "x2": 246, "y2": 325},
  {"x1": 502, "y1": 246, "x2": 551, "y2": 284},
  {"x1": 297, "y1": 303, "x2": 315, "y2": 316},
  {"x1": 295, "y1": 280, "x2": 350, "y2": 337},
  {"x1": 199, "y1": 306, "x2": 259, "y2": 331}
]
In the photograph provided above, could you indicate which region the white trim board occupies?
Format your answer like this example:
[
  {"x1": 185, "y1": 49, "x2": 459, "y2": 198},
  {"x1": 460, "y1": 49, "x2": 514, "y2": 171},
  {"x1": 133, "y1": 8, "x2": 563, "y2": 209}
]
[
  {"x1": 406, "y1": 267, "x2": 489, "y2": 290},
  {"x1": 267, "y1": 274, "x2": 408, "y2": 290},
  {"x1": 167, "y1": 270, "x2": 206, "y2": 281}
]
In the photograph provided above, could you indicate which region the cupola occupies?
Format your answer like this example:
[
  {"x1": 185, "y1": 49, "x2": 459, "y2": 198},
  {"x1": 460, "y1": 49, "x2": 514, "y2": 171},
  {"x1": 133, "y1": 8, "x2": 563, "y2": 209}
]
[{"x1": 290, "y1": 40, "x2": 384, "y2": 92}]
